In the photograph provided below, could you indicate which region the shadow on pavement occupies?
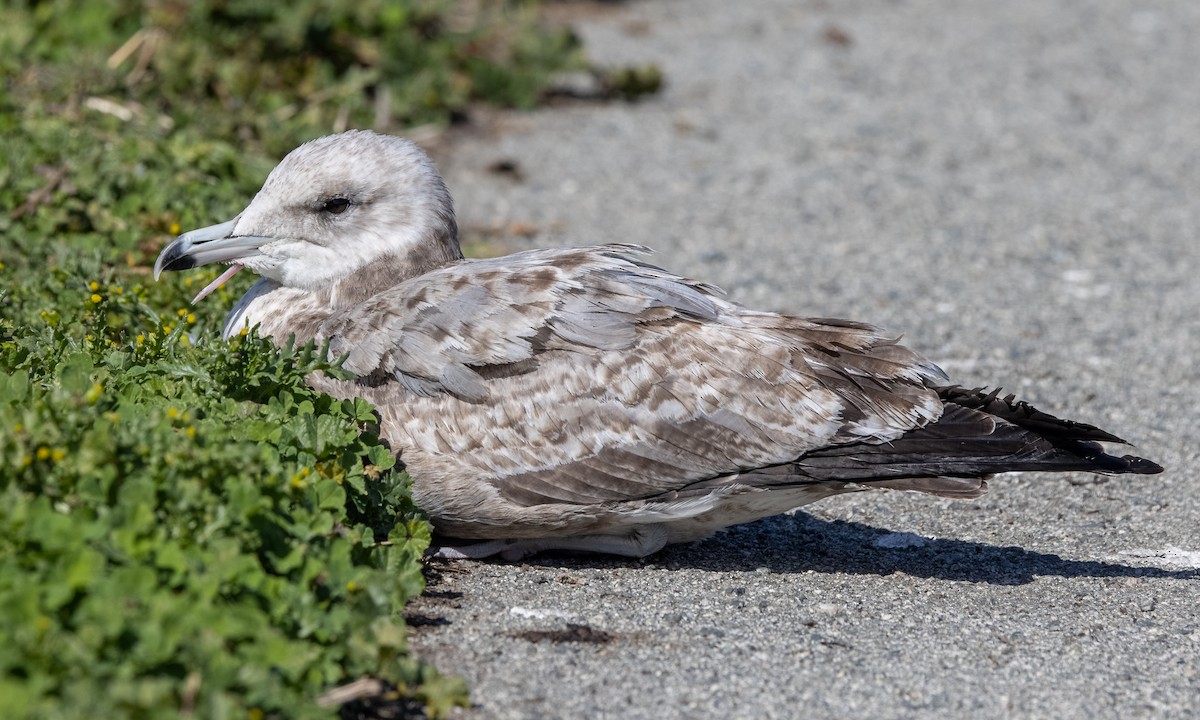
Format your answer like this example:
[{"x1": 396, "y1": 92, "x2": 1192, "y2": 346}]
[{"x1": 509, "y1": 513, "x2": 1199, "y2": 585}]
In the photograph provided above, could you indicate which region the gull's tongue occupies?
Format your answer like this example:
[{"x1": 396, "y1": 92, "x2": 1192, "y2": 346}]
[{"x1": 192, "y1": 264, "x2": 244, "y2": 304}]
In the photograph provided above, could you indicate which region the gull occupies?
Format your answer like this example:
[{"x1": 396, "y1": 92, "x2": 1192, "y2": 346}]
[{"x1": 154, "y1": 130, "x2": 1161, "y2": 560}]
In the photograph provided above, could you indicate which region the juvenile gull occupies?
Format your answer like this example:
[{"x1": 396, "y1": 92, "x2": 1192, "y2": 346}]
[{"x1": 155, "y1": 130, "x2": 1161, "y2": 559}]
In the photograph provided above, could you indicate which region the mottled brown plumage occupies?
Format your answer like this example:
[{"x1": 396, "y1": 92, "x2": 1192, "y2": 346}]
[{"x1": 155, "y1": 130, "x2": 1161, "y2": 559}]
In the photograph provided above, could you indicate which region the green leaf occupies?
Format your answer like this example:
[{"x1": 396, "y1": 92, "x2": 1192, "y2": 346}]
[
  {"x1": 58, "y1": 352, "x2": 94, "y2": 394},
  {"x1": 65, "y1": 548, "x2": 105, "y2": 590},
  {"x1": 316, "y1": 479, "x2": 347, "y2": 511},
  {"x1": 0, "y1": 369, "x2": 29, "y2": 404}
]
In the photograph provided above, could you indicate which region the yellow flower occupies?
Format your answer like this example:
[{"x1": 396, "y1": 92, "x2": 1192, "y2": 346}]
[
  {"x1": 239, "y1": 326, "x2": 249, "y2": 337},
  {"x1": 12, "y1": 424, "x2": 22, "y2": 433},
  {"x1": 51, "y1": 448, "x2": 65, "y2": 462},
  {"x1": 36, "y1": 447, "x2": 50, "y2": 461},
  {"x1": 186, "y1": 313, "x2": 196, "y2": 324},
  {"x1": 114, "y1": 286, "x2": 124, "y2": 295},
  {"x1": 0, "y1": 261, "x2": 5, "y2": 270},
  {"x1": 90, "y1": 293, "x2": 102, "y2": 304},
  {"x1": 170, "y1": 222, "x2": 181, "y2": 235},
  {"x1": 167, "y1": 407, "x2": 180, "y2": 419},
  {"x1": 85, "y1": 384, "x2": 104, "y2": 404},
  {"x1": 89, "y1": 281, "x2": 100, "y2": 291},
  {"x1": 162, "y1": 324, "x2": 173, "y2": 334},
  {"x1": 136, "y1": 334, "x2": 145, "y2": 345},
  {"x1": 185, "y1": 426, "x2": 196, "y2": 438},
  {"x1": 177, "y1": 308, "x2": 188, "y2": 318},
  {"x1": 346, "y1": 581, "x2": 360, "y2": 592}
]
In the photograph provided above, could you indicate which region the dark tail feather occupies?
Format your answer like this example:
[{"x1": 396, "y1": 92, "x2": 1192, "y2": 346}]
[
  {"x1": 794, "y1": 386, "x2": 1162, "y2": 488},
  {"x1": 934, "y1": 386, "x2": 1162, "y2": 474}
]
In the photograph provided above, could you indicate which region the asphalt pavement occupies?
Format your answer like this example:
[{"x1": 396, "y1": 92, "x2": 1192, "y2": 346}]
[{"x1": 408, "y1": 1, "x2": 1200, "y2": 717}]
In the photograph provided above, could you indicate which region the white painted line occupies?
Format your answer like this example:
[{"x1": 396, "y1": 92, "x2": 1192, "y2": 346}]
[
  {"x1": 509, "y1": 607, "x2": 575, "y2": 620},
  {"x1": 1106, "y1": 547, "x2": 1200, "y2": 569}
]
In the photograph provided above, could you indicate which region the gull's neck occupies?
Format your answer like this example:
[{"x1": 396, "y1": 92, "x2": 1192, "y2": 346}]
[
  {"x1": 324, "y1": 223, "x2": 464, "y2": 310},
  {"x1": 222, "y1": 224, "x2": 464, "y2": 341}
]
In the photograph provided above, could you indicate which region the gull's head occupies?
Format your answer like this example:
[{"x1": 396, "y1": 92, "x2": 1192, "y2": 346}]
[{"x1": 154, "y1": 130, "x2": 461, "y2": 301}]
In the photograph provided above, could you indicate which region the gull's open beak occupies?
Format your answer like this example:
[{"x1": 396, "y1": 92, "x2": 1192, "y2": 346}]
[{"x1": 153, "y1": 216, "x2": 268, "y2": 303}]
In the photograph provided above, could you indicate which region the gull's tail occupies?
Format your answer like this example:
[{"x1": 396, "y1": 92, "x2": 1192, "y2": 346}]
[{"x1": 793, "y1": 386, "x2": 1162, "y2": 497}]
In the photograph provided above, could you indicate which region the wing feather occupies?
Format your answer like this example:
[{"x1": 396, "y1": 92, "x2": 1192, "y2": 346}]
[{"x1": 318, "y1": 245, "x2": 945, "y2": 507}]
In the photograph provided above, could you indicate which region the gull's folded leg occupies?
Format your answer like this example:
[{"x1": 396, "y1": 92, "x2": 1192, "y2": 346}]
[
  {"x1": 428, "y1": 540, "x2": 516, "y2": 560},
  {"x1": 430, "y1": 525, "x2": 670, "y2": 561}
]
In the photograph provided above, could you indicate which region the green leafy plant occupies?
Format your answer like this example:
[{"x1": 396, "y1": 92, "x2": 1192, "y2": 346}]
[
  {"x1": 2, "y1": 2, "x2": 660, "y2": 714},
  {"x1": 2, "y1": 0, "x2": 585, "y2": 157},
  {"x1": 0, "y1": 0, "x2": 648, "y2": 717},
  {"x1": 0, "y1": 257, "x2": 467, "y2": 718}
]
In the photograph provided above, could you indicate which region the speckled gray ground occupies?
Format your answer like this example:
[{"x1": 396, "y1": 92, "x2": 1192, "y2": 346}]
[{"x1": 407, "y1": 1, "x2": 1200, "y2": 718}]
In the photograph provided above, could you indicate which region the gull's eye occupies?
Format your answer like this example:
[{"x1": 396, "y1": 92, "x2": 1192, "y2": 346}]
[{"x1": 322, "y1": 197, "x2": 351, "y2": 215}]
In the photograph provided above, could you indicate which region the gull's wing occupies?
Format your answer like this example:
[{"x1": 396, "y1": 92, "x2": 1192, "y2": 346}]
[
  {"x1": 324, "y1": 245, "x2": 738, "y2": 400},
  {"x1": 319, "y1": 245, "x2": 947, "y2": 505}
]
